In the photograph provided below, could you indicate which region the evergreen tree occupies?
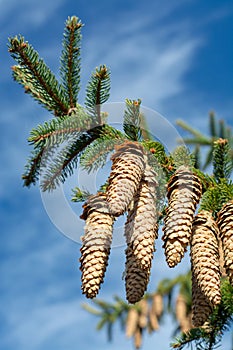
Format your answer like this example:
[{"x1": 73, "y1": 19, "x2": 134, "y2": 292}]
[{"x1": 9, "y1": 15, "x2": 233, "y2": 350}]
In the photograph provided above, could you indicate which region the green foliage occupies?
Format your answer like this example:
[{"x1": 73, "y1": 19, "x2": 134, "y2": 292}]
[
  {"x1": 8, "y1": 35, "x2": 68, "y2": 116},
  {"x1": 177, "y1": 112, "x2": 233, "y2": 170},
  {"x1": 123, "y1": 98, "x2": 142, "y2": 141},
  {"x1": 71, "y1": 187, "x2": 92, "y2": 202},
  {"x1": 79, "y1": 125, "x2": 125, "y2": 172},
  {"x1": 213, "y1": 138, "x2": 233, "y2": 182},
  {"x1": 85, "y1": 65, "x2": 111, "y2": 122},
  {"x1": 60, "y1": 16, "x2": 83, "y2": 109},
  {"x1": 82, "y1": 297, "x2": 129, "y2": 342}
]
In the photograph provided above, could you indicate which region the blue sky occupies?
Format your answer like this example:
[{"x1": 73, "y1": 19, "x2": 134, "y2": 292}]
[{"x1": 1, "y1": 0, "x2": 233, "y2": 349}]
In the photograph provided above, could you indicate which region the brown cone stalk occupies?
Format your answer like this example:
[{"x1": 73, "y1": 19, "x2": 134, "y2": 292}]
[
  {"x1": 106, "y1": 141, "x2": 146, "y2": 216},
  {"x1": 191, "y1": 210, "x2": 221, "y2": 306},
  {"x1": 192, "y1": 271, "x2": 212, "y2": 327},
  {"x1": 162, "y1": 166, "x2": 202, "y2": 267},
  {"x1": 79, "y1": 193, "x2": 114, "y2": 298},
  {"x1": 124, "y1": 161, "x2": 158, "y2": 271},
  {"x1": 217, "y1": 199, "x2": 233, "y2": 285}
]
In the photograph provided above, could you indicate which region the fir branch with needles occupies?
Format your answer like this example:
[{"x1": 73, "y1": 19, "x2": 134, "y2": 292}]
[
  {"x1": 8, "y1": 36, "x2": 68, "y2": 116},
  {"x1": 123, "y1": 98, "x2": 142, "y2": 141},
  {"x1": 60, "y1": 16, "x2": 83, "y2": 109},
  {"x1": 79, "y1": 125, "x2": 125, "y2": 172},
  {"x1": 85, "y1": 65, "x2": 111, "y2": 123}
]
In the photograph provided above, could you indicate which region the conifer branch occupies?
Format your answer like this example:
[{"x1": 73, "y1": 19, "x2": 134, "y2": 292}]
[
  {"x1": 71, "y1": 187, "x2": 92, "y2": 202},
  {"x1": 123, "y1": 99, "x2": 142, "y2": 141},
  {"x1": 28, "y1": 107, "x2": 90, "y2": 147},
  {"x1": 22, "y1": 148, "x2": 44, "y2": 187},
  {"x1": 213, "y1": 138, "x2": 232, "y2": 182},
  {"x1": 40, "y1": 126, "x2": 104, "y2": 191},
  {"x1": 60, "y1": 16, "x2": 83, "y2": 108},
  {"x1": 79, "y1": 125, "x2": 125, "y2": 172},
  {"x1": 8, "y1": 36, "x2": 68, "y2": 116},
  {"x1": 85, "y1": 65, "x2": 111, "y2": 123}
]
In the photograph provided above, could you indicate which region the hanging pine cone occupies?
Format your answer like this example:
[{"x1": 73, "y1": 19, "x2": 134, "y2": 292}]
[
  {"x1": 217, "y1": 199, "x2": 233, "y2": 285},
  {"x1": 192, "y1": 271, "x2": 212, "y2": 327},
  {"x1": 124, "y1": 162, "x2": 158, "y2": 271},
  {"x1": 125, "y1": 244, "x2": 150, "y2": 304},
  {"x1": 176, "y1": 294, "x2": 192, "y2": 333},
  {"x1": 162, "y1": 166, "x2": 202, "y2": 267},
  {"x1": 79, "y1": 193, "x2": 114, "y2": 298},
  {"x1": 106, "y1": 141, "x2": 145, "y2": 216},
  {"x1": 191, "y1": 210, "x2": 221, "y2": 306},
  {"x1": 126, "y1": 308, "x2": 139, "y2": 338}
]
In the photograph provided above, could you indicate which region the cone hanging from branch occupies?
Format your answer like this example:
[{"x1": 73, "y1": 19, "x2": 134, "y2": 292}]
[
  {"x1": 124, "y1": 245, "x2": 150, "y2": 304},
  {"x1": 79, "y1": 193, "x2": 114, "y2": 298},
  {"x1": 106, "y1": 141, "x2": 146, "y2": 216},
  {"x1": 217, "y1": 199, "x2": 233, "y2": 285},
  {"x1": 162, "y1": 165, "x2": 202, "y2": 267},
  {"x1": 191, "y1": 210, "x2": 221, "y2": 306},
  {"x1": 124, "y1": 161, "x2": 158, "y2": 271},
  {"x1": 192, "y1": 271, "x2": 212, "y2": 327}
]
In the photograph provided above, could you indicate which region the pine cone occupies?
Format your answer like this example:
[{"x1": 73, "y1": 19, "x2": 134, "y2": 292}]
[
  {"x1": 151, "y1": 293, "x2": 163, "y2": 318},
  {"x1": 125, "y1": 245, "x2": 150, "y2": 304},
  {"x1": 126, "y1": 308, "x2": 139, "y2": 338},
  {"x1": 79, "y1": 193, "x2": 114, "y2": 298},
  {"x1": 176, "y1": 294, "x2": 187, "y2": 326},
  {"x1": 191, "y1": 210, "x2": 221, "y2": 306},
  {"x1": 192, "y1": 271, "x2": 212, "y2": 327},
  {"x1": 162, "y1": 166, "x2": 202, "y2": 267},
  {"x1": 106, "y1": 141, "x2": 145, "y2": 216},
  {"x1": 217, "y1": 199, "x2": 233, "y2": 285},
  {"x1": 124, "y1": 164, "x2": 158, "y2": 271}
]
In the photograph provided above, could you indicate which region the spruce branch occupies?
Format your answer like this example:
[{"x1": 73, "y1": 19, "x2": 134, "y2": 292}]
[
  {"x1": 123, "y1": 99, "x2": 142, "y2": 141},
  {"x1": 71, "y1": 187, "x2": 92, "y2": 202},
  {"x1": 28, "y1": 107, "x2": 90, "y2": 148},
  {"x1": 8, "y1": 35, "x2": 68, "y2": 116},
  {"x1": 60, "y1": 16, "x2": 83, "y2": 108},
  {"x1": 85, "y1": 65, "x2": 111, "y2": 122},
  {"x1": 213, "y1": 138, "x2": 232, "y2": 182},
  {"x1": 79, "y1": 125, "x2": 125, "y2": 172},
  {"x1": 22, "y1": 148, "x2": 44, "y2": 187},
  {"x1": 40, "y1": 126, "x2": 104, "y2": 191}
]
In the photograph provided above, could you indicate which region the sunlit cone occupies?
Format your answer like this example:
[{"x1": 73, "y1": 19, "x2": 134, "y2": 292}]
[
  {"x1": 217, "y1": 199, "x2": 233, "y2": 285},
  {"x1": 192, "y1": 271, "x2": 212, "y2": 327},
  {"x1": 125, "y1": 245, "x2": 150, "y2": 304},
  {"x1": 148, "y1": 308, "x2": 159, "y2": 331},
  {"x1": 162, "y1": 166, "x2": 202, "y2": 267},
  {"x1": 138, "y1": 299, "x2": 149, "y2": 329},
  {"x1": 106, "y1": 141, "x2": 145, "y2": 216},
  {"x1": 126, "y1": 308, "x2": 139, "y2": 338},
  {"x1": 176, "y1": 294, "x2": 187, "y2": 325},
  {"x1": 79, "y1": 193, "x2": 114, "y2": 298},
  {"x1": 134, "y1": 326, "x2": 143, "y2": 349},
  {"x1": 124, "y1": 163, "x2": 158, "y2": 271},
  {"x1": 191, "y1": 210, "x2": 221, "y2": 306},
  {"x1": 151, "y1": 293, "x2": 163, "y2": 318}
]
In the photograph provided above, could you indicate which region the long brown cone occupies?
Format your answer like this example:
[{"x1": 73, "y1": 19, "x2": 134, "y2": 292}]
[
  {"x1": 162, "y1": 166, "x2": 202, "y2": 267},
  {"x1": 106, "y1": 141, "x2": 145, "y2": 216},
  {"x1": 124, "y1": 162, "x2": 158, "y2": 271},
  {"x1": 217, "y1": 199, "x2": 233, "y2": 285},
  {"x1": 192, "y1": 270, "x2": 212, "y2": 327},
  {"x1": 80, "y1": 193, "x2": 114, "y2": 298},
  {"x1": 191, "y1": 210, "x2": 221, "y2": 306},
  {"x1": 125, "y1": 245, "x2": 150, "y2": 304}
]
